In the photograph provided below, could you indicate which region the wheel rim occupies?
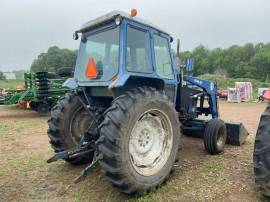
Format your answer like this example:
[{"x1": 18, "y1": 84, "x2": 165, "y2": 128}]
[
  {"x1": 216, "y1": 127, "x2": 226, "y2": 148},
  {"x1": 69, "y1": 106, "x2": 93, "y2": 144},
  {"x1": 129, "y1": 109, "x2": 173, "y2": 176}
]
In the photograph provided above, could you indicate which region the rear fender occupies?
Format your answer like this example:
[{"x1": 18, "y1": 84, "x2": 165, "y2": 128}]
[
  {"x1": 109, "y1": 74, "x2": 165, "y2": 97},
  {"x1": 63, "y1": 78, "x2": 78, "y2": 89}
]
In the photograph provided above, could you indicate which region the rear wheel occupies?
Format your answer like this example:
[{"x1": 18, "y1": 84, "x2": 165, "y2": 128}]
[
  {"x1": 47, "y1": 92, "x2": 96, "y2": 165},
  {"x1": 98, "y1": 87, "x2": 181, "y2": 195},
  {"x1": 204, "y1": 119, "x2": 227, "y2": 155},
  {"x1": 36, "y1": 103, "x2": 50, "y2": 114},
  {"x1": 254, "y1": 105, "x2": 270, "y2": 197}
]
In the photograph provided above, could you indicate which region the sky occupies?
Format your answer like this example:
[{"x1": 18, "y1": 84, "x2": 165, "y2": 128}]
[{"x1": 0, "y1": 0, "x2": 270, "y2": 71}]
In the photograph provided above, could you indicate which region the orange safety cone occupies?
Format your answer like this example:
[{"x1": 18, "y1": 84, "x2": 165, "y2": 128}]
[{"x1": 85, "y1": 57, "x2": 98, "y2": 79}]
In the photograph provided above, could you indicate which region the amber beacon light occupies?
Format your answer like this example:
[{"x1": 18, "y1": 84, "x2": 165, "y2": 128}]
[{"x1": 130, "y1": 9, "x2": 137, "y2": 17}]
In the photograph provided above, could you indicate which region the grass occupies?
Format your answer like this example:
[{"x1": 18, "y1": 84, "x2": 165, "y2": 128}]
[
  {"x1": 200, "y1": 74, "x2": 270, "y2": 89},
  {"x1": 0, "y1": 118, "x2": 46, "y2": 137},
  {"x1": 0, "y1": 102, "x2": 264, "y2": 201},
  {"x1": 0, "y1": 79, "x2": 24, "y2": 89},
  {"x1": 1, "y1": 153, "x2": 45, "y2": 174},
  {"x1": 73, "y1": 188, "x2": 88, "y2": 202},
  {"x1": 204, "y1": 162, "x2": 224, "y2": 173}
]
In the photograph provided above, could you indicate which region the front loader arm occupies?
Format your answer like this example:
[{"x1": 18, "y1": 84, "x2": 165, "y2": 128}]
[{"x1": 183, "y1": 76, "x2": 219, "y2": 118}]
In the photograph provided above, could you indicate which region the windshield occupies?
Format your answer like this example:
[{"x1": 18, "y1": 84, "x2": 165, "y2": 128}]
[{"x1": 74, "y1": 27, "x2": 119, "y2": 82}]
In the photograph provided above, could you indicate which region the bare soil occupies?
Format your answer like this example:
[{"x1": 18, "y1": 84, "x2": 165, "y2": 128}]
[{"x1": 0, "y1": 102, "x2": 268, "y2": 202}]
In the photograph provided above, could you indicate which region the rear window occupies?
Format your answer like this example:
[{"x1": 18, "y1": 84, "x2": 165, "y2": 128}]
[{"x1": 74, "y1": 27, "x2": 119, "y2": 82}]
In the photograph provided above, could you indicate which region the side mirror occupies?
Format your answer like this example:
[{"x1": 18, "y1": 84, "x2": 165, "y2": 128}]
[
  {"x1": 73, "y1": 31, "x2": 79, "y2": 40},
  {"x1": 186, "y1": 58, "x2": 194, "y2": 71},
  {"x1": 175, "y1": 39, "x2": 181, "y2": 67},
  {"x1": 177, "y1": 39, "x2": 180, "y2": 58}
]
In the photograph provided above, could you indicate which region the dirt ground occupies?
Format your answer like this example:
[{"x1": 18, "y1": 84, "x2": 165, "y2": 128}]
[{"x1": 0, "y1": 101, "x2": 268, "y2": 202}]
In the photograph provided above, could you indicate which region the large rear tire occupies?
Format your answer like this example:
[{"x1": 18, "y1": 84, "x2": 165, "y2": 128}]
[
  {"x1": 47, "y1": 92, "x2": 95, "y2": 165},
  {"x1": 254, "y1": 105, "x2": 270, "y2": 197},
  {"x1": 98, "y1": 87, "x2": 181, "y2": 195}
]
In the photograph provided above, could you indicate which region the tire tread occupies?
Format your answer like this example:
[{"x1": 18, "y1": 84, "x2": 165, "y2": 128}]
[{"x1": 254, "y1": 105, "x2": 270, "y2": 197}]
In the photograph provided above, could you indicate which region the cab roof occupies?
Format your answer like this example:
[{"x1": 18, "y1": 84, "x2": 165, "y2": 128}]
[{"x1": 79, "y1": 10, "x2": 169, "y2": 35}]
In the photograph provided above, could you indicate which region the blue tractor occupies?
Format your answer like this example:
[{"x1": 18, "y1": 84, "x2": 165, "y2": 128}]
[{"x1": 47, "y1": 10, "x2": 248, "y2": 195}]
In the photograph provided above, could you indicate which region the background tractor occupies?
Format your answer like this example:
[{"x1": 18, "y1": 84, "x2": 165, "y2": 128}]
[
  {"x1": 0, "y1": 69, "x2": 71, "y2": 113},
  {"x1": 47, "y1": 10, "x2": 248, "y2": 195}
]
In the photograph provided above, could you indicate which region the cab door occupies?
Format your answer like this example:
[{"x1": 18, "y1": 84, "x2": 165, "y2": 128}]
[{"x1": 151, "y1": 33, "x2": 177, "y2": 103}]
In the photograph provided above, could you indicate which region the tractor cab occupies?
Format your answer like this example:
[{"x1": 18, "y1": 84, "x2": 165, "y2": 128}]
[
  {"x1": 71, "y1": 10, "x2": 178, "y2": 102},
  {"x1": 68, "y1": 10, "x2": 218, "y2": 120}
]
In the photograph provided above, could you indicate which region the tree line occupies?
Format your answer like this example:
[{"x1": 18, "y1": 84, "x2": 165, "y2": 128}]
[
  {"x1": 180, "y1": 42, "x2": 270, "y2": 81},
  {"x1": 30, "y1": 43, "x2": 270, "y2": 82},
  {"x1": 30, "y1": 46, "x2": 77, "y2": 72}
]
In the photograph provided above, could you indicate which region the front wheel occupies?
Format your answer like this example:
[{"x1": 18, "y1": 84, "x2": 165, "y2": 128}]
[
  {"x1": 98, "y1": 87, "x2": 181, "y2": 195},
  {"x1": 204, "y1": 119, "x2": 227, "y2": 155}
]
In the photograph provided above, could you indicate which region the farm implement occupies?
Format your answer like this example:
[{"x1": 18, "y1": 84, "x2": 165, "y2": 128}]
[
  {"x1": 1, "y1": 71, "x2": 70, "y2": 113},
  {"x1": 47, "y1": 10, "x2": 249, "y2": 195},
  {"x1": 0, "y1": 89, "x2": 24, "y2": 105}
]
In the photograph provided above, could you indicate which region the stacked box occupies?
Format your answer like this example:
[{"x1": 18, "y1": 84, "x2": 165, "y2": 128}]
[
  {"x1": 227, "y1": 88, "x2": 240, "y2": 102},
  {"x1": 235, "y1": 82, "x2": 253, "y2": 102}
]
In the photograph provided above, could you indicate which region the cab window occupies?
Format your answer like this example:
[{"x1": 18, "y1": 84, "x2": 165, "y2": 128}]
[
  {"x1": 126, "y1": 26, "x2": 152, "y2": 73},
  {"x1": 75, "y1": 27, "x2": 119, "y2": 81},
  {"x1": 154, "y1": 35, "x2": 174, "y2": 79}
]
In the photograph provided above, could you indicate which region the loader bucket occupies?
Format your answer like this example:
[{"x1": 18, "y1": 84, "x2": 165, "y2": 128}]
[
  {"x1": 182, "y1": 119, "x2": 249, "y2": 146},
  {"x1": 225, "y1": 122, "x2": 249, "y2": 146}
]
